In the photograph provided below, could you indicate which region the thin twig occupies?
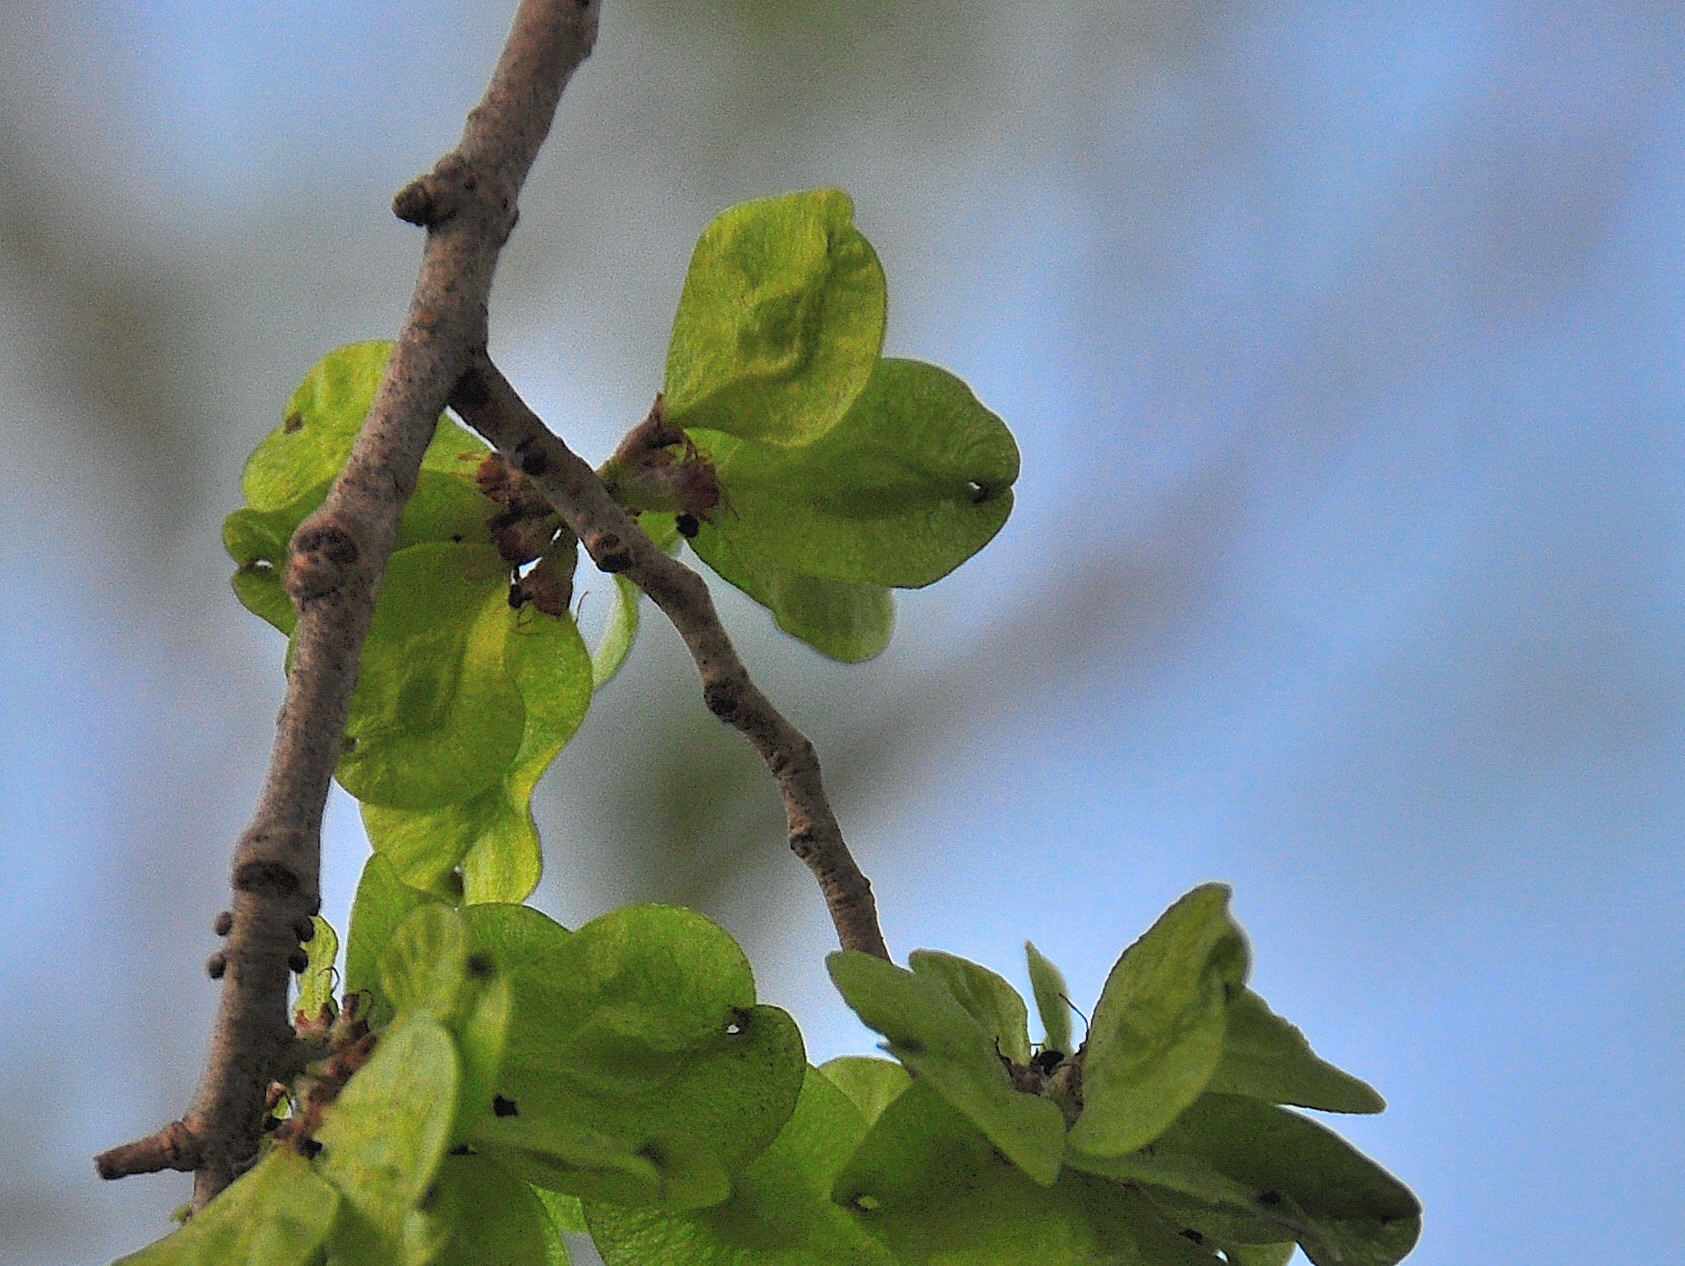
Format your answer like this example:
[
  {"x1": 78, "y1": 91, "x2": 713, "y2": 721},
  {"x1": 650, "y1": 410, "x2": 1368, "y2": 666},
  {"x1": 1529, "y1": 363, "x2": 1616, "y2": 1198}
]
[
  {"x1": 449, "y1": 350, "x2": 892, "y2": 961},
  {"x1": 96, "y1": 0, "x2": 601, "y2": 1204}
]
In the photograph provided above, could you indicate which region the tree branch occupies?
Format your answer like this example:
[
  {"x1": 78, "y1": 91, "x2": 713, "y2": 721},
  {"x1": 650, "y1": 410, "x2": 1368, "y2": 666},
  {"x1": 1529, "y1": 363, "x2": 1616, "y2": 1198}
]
[
  {"x1": 96, "y1": 0, "x2": 601, "y2": 1205},
  {"x1": 448, "y1": 351, "x2": 892, "y2": 962}
]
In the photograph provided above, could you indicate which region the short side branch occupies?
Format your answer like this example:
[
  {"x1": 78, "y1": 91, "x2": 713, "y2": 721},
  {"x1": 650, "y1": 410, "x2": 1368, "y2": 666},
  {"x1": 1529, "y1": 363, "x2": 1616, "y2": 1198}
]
[
  {"x1": 449, "y1": 351, "x2": 891, "y2": 961},
  {"x1": 98, "y1": 0, "x2": 601, "y2": 1206},
  {"x1": 95, "y1": 1121, "x2": 201, "y2": 1182}
]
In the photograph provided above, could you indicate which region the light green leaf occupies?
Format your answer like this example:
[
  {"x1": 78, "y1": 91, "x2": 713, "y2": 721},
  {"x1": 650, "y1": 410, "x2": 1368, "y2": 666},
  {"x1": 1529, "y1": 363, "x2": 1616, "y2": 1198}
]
[
  {"x1": 665, "y1": 189, "x2": 886, "y2": 447},
  {"x1": 345, "y1": 854, "x2": 438, "y2": 1028},
  {"x1": 827, "y1": 950, "x2": 1065, "y2": 1186},
  {"x1": 833, "y1": 1080, "x2": 1222, "y2": 1266},
  {"x1": 680, "y1": 357, "x2": 1017, "y2": 661},
  {"x1": 473, "y1": 1114, "x2": 686, "y2": 1209},
  {"x1": 363, "y1": 597, "x2": 593, "y2": 904},
  {"x1": 295, "y1": 916, "x2": 340, "y2": 1027},
  {"x1": 462, "y1": 904, "x2": 805, "y2": 1210},
  {"x1": 242, "y1": 341, "x2": 394, "y2": 510},
  {"x1": 695, "y1": 527, "x2": 894, "y2": 662},
  {"x1": 1207, "y1": 989, "x2": 1385, "y2": 1114},
  {"x1": 377, "y1": 903, "x2": 514, "y2": 1145},
  {"x1": 766, "y1": 574, "x2": 894, "y2": 662},
  {"x1": 1068, "y1": 885, "x2": 1250, "y2": 1158},
  {"x1": 320, "y1": 1205, "x2": 394, "y2": 1265},
  {"x1": 688, "y1": 358, "x2": 1017, "y2": 591},
  {"x1": 315, "y1": 1015, "x2": 460, "y2": 1239},
  {"x1": 380, "y1": 905, "x2": 472, "y2": 1028},
  {"x1": 412, "y1": 1152, "x2": 553, "y2": 1266},
  {"x1": 586, "y1": 1067, "x2": 897, "y2": 1266},
  {"x1": 591, "y1": 575, "x2": 642, "y2": 689},
  {"x1": 637, "y1": 512, "x2": 684, "y2": 555},
  {"x1": 816, "y1": 1057, "x2": 910, "y2": 1129},
  {"x1": 1091, "y1": 1094, "x2": 1421, "y2": 1266},
  {"x1": 1064, "y1": 1135, "x2": 1283, "y2": 1229},
  {"x1": 1223, "y1": 1244, "x2": 1297, "y2": 1266},
  {"x1": 338, "y1": 542, "x2": 525, "y2": 811},
  {"x1": 453, "y1": 973, "x2": 515, "y2": 1146},
  {"x1": 224, "y1": 508, "x2": 298, "y2": 637},
  {"x1": 908, "y1": 949, "x2": 1032, "y2": 1064},
  {"x1": 112, "y1": 1149, "x2": 338, "y2": 1266},
  {"x1": 1025, "y1": 942, "x2": 1074, "y2": 1057},
  {"x1": 241, "y1": 342, "x2": 487, "y2": 520}
]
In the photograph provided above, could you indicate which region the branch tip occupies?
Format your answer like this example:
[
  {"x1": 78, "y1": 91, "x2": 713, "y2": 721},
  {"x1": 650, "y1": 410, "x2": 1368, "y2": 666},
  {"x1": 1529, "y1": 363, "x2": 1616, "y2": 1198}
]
[{"x1": 96, "y1": 1121, "x2": 201, "y2": 1181}]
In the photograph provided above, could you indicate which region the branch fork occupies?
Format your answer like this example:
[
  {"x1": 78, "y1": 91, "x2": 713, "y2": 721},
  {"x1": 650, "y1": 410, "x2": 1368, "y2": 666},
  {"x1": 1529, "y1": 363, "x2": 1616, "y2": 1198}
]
[{"x1": 448, "y1": 352, "x2": 890, "y2": 961}]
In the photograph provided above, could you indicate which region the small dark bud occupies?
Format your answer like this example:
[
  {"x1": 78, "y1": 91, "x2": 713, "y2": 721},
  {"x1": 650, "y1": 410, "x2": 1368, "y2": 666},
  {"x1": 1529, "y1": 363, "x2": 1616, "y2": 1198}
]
[
  {"x1": 492, "y1": 1095, "x2": 519, "y2": 1118},
  {"x1": 297, "y1": 1137, "x2": 323, "y2": 1160},
  {"x1": 1031, "y1": 1049, "x2": 1066, "y2": 1075},
  {"x1": 392, "y1": 175, "x2": 453, "y2": 227},
  {"x1": 205, "y1": 953, "x2": 227, "y2": 980},
  {"x1": 516, "y1": 445, "x2": 548, "y2": 478},
  {"x1": 213, "y1": 911, "x2": 233, "y2": 937},
  {"x1": 288, "y1": 950, "x2": 310, "y2": 974},
  {"x1": 675, "y1": 512, "x2": 700, "y2": 538},
  {"x1": 294, "y1": 917, "x2": 316, "y2": 943},
  {"x1": 262, "y1": 1115, "x2": 283, "y2": 1133}
]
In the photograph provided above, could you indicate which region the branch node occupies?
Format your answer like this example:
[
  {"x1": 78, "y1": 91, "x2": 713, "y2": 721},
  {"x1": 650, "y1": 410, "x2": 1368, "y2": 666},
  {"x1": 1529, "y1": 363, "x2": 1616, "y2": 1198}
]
[
  {"x1": 587, "y1": 532, "x2": 633, "y2": 573},
  {"x1": 392, "y1": 177, "x2": 441, "y2": 227},
  {"x1": 514, "y1": 442, "x2": 548, "y2": 477},
  {"x1": 392, "y1": 156, "x2": 472, "y2": 227},
  {"x1": 703, "y1": 680, "x2": 741, "y2": 722},
  {"x1": 284, "y1": 523, "x2": 361, "y2": 605},
  {"x1": 232, "y1": 859, "x2": 302, "y2": 898}
]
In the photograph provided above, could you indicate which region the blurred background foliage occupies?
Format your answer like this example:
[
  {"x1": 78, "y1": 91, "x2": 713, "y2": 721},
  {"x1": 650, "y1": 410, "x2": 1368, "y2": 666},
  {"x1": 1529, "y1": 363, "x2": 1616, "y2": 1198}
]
[{"x1": 2, "y1": 1, "x2": 1681, "y2": 1263}]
